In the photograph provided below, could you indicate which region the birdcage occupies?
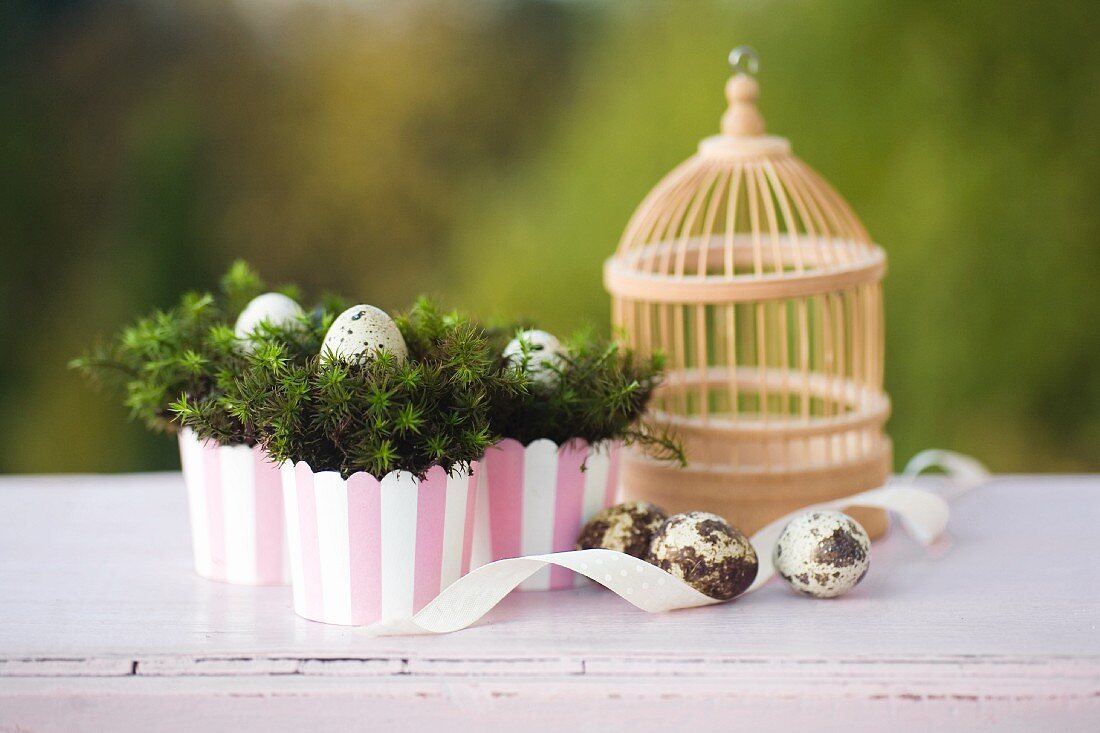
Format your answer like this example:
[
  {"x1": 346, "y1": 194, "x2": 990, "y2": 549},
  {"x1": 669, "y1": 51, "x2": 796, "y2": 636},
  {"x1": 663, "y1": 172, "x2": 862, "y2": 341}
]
[{"x1": 604, "y1": 48, "x2": 891, "y2": 537}]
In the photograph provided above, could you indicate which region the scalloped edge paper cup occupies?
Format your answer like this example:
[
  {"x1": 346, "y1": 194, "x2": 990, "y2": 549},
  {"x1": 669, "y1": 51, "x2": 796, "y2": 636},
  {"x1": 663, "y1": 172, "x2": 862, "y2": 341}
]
[
  {"x1": 177, "y1": 428, "x2": 290, "y2": 585},
  {"x1": 281, "y1": 461, "x2": 478, "y2": 626},
  {"x1": 470, "y1": 438, "x2": 621, "y2": 591}
]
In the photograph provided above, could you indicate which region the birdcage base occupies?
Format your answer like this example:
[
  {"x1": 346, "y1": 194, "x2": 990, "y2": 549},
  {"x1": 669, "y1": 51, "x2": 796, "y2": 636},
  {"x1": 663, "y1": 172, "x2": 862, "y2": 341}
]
[{"x1": 618, "y1": 440, "x2": 892, "y2": 539}]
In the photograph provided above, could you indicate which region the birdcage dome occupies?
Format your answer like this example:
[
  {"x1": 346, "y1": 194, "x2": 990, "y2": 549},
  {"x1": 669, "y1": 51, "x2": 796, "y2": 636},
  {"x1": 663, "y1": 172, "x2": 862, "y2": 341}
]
[
  {"x1": 605, "y1": 66, "x2": 886, "y2": 305},
  {"x1": 605, "y1": 49, "x2": 892, "y2": 536}
]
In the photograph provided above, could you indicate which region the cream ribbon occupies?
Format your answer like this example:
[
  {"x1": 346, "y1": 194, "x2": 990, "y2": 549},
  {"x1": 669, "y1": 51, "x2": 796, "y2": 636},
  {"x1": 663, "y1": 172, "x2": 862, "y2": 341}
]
[{"x1": 364, "y1": 450, "x2": 990, "y2": 637}]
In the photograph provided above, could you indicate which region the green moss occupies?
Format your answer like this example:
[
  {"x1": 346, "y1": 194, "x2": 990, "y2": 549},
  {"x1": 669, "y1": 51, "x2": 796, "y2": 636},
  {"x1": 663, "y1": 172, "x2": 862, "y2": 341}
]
[
  {"x1": 78, "y1": 268, "x2": 679, "y2": 477},
  {"x1": 487, "y1": 326, "x2": 685, "y2": 465},
  {"x1": 71, "y1": 261, "x2": 338, "y2": 445},
  {"x1": 201, "y1": 297, "x2": 526, "y2": 480}
]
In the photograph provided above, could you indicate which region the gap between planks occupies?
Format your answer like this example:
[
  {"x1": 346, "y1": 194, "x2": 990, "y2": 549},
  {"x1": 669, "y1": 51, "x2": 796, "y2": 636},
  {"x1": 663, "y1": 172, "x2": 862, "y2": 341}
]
[
  {"x1": 3, "y1": 654, "x2": 1098, "y2": 687},
  {"x1": 0, "y1": 656, "x2": 581, "y2": 678}
]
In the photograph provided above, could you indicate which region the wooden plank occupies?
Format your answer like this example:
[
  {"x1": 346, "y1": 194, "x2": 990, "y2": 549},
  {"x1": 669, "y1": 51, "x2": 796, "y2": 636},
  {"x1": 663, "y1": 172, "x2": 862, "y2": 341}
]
[
  {"x1": 1, "y1": 674, "x2": 1098, "y2": 733},
  {"x1": 1, "y1": 474, "x2": 1098, "y2": 664},
  {"x1": 0, "y1": 472, "x2": 1098, "y2": 730}
]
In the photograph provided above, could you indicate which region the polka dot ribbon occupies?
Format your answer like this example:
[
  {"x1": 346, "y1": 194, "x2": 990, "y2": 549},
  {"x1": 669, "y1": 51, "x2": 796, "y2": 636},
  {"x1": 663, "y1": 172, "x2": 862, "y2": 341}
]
[{"x1": 363, "y1": 450, "x2": 990, "y2": 637}]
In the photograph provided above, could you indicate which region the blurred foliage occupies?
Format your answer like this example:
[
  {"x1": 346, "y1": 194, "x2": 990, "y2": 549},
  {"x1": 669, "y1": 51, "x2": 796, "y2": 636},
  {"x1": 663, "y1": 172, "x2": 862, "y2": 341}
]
[{"x1": 1, "y1": 0, "x2": 1097, "y2": 473}]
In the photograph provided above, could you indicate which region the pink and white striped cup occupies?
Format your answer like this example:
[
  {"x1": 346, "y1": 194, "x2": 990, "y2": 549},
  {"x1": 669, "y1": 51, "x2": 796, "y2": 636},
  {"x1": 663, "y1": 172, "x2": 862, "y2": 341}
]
[
  {"x1": 470, "y1": 438, "x2": 621, "y2": 591},
  {"x1": 281, "y1": 461, "x2": 478, "y2": 626},
  {"x1": 177, "y1": 428, "x2": 289, "y2": 585}
]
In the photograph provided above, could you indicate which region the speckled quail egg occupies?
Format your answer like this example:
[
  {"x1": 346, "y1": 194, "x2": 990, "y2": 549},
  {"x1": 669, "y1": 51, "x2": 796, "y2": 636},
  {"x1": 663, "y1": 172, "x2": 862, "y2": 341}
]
[
  {"x1": 773, "y1": 510, "x2": 871, "y2": 599},
  {"x1": 321, "y1": 304, "x2": 408, "y2": 364},
  {"x1": 233, "y1": 293, "x2": 305, "y2": 354},
  {"x1": 502, "y1": 329, "x2": 563, "y2": 388},
  {"x1": 647, "y1": 511, "x2": 758, "y2": 600},
  {"x1": 576, "y1": 501, "x2": 668, "y2": 559}
]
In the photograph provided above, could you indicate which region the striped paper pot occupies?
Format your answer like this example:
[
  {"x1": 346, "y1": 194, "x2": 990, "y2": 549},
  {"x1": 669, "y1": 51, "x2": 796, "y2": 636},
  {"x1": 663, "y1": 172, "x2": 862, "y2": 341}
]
[
  {"x1": 281, "y1": 461, "x2": 478, "y2": 626},
  {"x1": 177, "y1": 428, "x2": 289, "y2": 585},
  {"x1": 471, "y1": 438, "x2": 621, "y2": 591}
]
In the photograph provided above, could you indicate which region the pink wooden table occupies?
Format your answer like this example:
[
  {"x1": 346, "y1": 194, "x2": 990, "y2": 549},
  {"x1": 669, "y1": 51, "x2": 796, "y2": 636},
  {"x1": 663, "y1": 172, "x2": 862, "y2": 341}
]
[{"x1": 0, "y1": 473, "x2": 1097, "y2": 731}]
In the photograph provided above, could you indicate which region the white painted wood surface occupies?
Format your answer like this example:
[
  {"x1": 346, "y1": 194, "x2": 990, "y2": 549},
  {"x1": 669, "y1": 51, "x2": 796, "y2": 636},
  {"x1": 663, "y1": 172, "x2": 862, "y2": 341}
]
[{"x1": 0, "y1": 472, "x2": 1097, "y2": 731}]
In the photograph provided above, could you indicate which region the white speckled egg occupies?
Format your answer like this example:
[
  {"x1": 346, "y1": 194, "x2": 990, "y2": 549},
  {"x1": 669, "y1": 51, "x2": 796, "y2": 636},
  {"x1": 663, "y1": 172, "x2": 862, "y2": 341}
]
[
  {"x1": 773, "y1": 510, "x2": 871, "y2": 599},
  {"x1": 234, "y1": 293, "x2": 305, "y2": 353},
  {"x1": 502, "y1": 329, "x2": 563, "y2": 387},
  {"x1": 321, "y1": 304, "x2": 408, "y2": 364}
]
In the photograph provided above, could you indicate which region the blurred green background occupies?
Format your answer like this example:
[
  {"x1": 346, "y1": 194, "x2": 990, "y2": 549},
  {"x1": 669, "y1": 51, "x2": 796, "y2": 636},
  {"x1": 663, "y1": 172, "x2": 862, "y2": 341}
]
[{"x1": 2, "y1": 0, "x2": 1098, "y2": 474}]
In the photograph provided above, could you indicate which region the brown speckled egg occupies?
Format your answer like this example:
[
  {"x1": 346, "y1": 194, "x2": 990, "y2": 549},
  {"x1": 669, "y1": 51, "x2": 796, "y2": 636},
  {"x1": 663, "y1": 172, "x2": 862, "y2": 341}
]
[
  {"x1": 773, "y1": 511, "x2": 871, "y2": 599},
  {"x1": 646, "y1": 512, "x2": 758, "y2": 600},
  {"x1": 576, "y1": 501, "x2": 667, "y2": 558}
]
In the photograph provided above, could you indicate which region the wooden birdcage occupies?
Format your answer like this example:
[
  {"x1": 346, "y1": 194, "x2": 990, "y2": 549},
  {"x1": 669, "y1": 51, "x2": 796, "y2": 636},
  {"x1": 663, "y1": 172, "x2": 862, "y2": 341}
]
[{"x1": 604, "y1": 48, "x2": 891, "y2": 536}]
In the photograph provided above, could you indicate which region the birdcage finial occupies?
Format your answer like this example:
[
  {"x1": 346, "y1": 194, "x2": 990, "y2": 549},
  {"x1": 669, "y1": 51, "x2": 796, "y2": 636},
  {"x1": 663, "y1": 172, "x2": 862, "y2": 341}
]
[
  {"x1": 728, "y1": 46, "x2": 759, "y2": 75},
  {"x1": 722, "y1": 46, "x2": 765, "y2": 137}
]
